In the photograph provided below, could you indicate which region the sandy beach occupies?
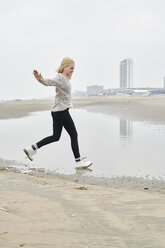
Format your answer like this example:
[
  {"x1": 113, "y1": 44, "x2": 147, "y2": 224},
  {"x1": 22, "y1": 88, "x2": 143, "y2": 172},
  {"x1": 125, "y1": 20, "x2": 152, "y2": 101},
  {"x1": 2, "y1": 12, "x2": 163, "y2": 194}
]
[
  {"x1": 1, "y1": 95, "x2": 165, "y2": 124},
  {"x1": 0, "y1": 95, "x2": 165, "y2": 247},
  {"x1": 0, "y1": 168, "x2": 165, "y2": 248}
]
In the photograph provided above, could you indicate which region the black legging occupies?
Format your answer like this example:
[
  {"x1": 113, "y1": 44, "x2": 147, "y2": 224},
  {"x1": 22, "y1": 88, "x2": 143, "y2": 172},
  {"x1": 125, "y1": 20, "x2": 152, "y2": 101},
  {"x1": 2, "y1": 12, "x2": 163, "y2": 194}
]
[{"x1": 36, "y1": 108, "x2": 80, "y2": 159}]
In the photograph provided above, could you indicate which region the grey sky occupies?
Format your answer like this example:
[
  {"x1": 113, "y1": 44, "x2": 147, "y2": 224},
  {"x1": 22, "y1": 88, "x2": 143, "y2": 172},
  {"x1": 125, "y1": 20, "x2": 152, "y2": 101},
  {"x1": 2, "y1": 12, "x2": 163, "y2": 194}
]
[{"x1": 0, "y1": 0, "x2": 165, "y2": 99}]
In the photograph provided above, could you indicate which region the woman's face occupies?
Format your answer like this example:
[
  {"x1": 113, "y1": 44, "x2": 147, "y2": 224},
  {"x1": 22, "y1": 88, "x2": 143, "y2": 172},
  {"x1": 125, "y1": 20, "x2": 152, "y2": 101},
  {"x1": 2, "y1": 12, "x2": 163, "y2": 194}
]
[{"x1": 63, "y1": 63, "x2": 75, "y2": 78}]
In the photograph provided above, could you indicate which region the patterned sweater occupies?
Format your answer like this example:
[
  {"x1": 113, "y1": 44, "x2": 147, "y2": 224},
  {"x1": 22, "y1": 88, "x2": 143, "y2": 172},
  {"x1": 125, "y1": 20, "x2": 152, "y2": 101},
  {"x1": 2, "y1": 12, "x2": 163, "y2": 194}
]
[{"x1": 40, "y1": 73, "x2": 73, "y2": 112}]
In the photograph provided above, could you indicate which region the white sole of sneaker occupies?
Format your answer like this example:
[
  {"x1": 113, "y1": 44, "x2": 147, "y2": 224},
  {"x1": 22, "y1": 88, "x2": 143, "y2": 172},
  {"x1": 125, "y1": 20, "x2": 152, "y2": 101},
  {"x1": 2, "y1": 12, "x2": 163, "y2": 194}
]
[{"x1": 23, "y1": 149, "x2": 33, "y2": 161}]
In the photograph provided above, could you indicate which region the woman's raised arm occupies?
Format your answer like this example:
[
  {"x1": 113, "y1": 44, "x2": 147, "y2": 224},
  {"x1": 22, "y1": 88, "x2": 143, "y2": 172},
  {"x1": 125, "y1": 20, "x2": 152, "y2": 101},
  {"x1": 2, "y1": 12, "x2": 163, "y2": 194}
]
[
  {"x1": 33, "y1": 70, "x2": 43, "y2": 83},
  {"x1": 33, "y1": 70, "x2": 65, "y2": 89}
]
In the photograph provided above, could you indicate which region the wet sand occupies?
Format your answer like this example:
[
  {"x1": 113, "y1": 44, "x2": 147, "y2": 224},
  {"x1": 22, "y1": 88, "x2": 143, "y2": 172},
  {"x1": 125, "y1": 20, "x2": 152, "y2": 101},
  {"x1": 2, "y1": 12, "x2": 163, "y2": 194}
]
[
  {"x1": 1, "y1": 95, "x2": 165, "y2": 124},
  {"x1": 0, "y1": 95, "x2": 165, "y2": 247},
  {"x1": 0, "y1": 99, "x2": 53, "y2": 119},
  {"x1": 73, "y1": 95, "x2": 165, "y2": 124}
]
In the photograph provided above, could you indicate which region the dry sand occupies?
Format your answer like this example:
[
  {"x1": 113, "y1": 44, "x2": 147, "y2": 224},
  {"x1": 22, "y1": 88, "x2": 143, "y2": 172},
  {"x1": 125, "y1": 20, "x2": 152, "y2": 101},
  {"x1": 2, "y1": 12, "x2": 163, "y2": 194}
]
[
  {"x1": 0, "y1": 95, "x2": 165, "y2": 247},
  {"x1": 0, "y1": 169, "x2": 165, "y2": 248}
]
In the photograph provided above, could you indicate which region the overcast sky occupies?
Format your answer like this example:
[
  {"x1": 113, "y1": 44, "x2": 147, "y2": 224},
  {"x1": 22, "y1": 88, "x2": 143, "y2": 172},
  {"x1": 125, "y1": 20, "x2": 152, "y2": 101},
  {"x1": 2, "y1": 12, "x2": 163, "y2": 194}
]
[{"x1": 0, "y1": 0, "x2": 165, "y2": 99}]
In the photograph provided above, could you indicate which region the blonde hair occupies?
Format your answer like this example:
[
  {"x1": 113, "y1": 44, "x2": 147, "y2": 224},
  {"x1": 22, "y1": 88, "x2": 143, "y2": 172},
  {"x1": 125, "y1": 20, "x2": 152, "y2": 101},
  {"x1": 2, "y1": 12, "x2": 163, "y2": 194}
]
[{"x1": 57, "y1": 57, "x2": 75, "y2": 79}]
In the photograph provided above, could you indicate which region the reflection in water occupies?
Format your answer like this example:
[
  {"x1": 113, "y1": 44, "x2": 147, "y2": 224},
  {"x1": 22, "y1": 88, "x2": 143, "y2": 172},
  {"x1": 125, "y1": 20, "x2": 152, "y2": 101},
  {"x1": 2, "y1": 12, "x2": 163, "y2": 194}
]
[
  {"x1": 75, "y1": 168, "x2": 93, "y2": 177},
  {"x1": 120, "y1": 119, "x2": 133, "y2": 139},
  {"x1": 1, "y1": 110, "x2": 165, "y2": 180}
]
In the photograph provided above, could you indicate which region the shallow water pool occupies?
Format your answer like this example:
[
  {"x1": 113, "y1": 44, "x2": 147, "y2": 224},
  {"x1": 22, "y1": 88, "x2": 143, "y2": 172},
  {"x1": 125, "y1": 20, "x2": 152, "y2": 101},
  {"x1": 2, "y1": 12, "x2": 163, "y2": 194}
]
[{"x1": 0, "y1": 109, "x2": 165, "y2": 180}]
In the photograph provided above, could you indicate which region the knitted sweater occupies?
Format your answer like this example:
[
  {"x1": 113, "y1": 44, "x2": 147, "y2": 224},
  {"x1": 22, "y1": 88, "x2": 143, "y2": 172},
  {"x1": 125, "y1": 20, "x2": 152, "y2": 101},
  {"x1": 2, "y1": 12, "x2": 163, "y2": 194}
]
[{"x1": 40, "y1": 73, "x2": 73, "y2": 112}]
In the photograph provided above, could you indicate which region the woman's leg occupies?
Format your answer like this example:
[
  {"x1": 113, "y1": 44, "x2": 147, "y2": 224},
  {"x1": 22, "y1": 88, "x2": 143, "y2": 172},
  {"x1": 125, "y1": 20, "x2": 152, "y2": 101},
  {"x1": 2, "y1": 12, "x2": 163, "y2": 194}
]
[
  {"x1": 59, "y1": 109, "x2": 80, "y2": 159},
  {"x1": 24, "y1": 109, "x2": 92, "y2": 166},
  {"x1": 36, "y1": 112, "x2": 63, "y2": 149}
]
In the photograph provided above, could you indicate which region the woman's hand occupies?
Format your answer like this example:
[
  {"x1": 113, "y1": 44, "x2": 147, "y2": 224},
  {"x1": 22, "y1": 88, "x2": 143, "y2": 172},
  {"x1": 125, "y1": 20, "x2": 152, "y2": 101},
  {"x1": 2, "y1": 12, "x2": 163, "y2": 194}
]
[{"x1": 33, "y1": 70, "x2": 43, "y2": 82}]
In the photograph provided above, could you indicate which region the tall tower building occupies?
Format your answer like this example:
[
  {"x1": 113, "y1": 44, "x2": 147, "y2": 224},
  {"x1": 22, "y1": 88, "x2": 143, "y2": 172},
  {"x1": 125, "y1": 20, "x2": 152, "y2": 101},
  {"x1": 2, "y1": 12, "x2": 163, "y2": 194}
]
[{"x1": 120, "y1": 59, "x2": 133, "y2": 88}]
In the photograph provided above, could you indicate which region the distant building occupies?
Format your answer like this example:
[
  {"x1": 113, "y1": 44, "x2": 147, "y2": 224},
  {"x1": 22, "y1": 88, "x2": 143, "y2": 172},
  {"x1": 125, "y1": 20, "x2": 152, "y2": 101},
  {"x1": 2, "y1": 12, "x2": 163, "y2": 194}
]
[
  {"x1": 87, "y1": 85, "x2": 104, "y2": 96},
  {"x1": 72, "y1": 91, "x2": 87, "y2": 97},
  {"x1": 133, "y1": 90, "x2": 151, "y2": 96},
  {"x1": 120, "y1": 59, "x2": 133, "y2": 88}
]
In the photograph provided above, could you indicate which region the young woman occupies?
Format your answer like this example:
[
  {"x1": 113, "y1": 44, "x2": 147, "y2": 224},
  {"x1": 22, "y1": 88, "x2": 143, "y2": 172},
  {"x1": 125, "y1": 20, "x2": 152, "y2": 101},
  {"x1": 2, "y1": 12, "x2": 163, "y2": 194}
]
[{"x1": 23, "y1": 57, "x2": 92, "y2": 169}]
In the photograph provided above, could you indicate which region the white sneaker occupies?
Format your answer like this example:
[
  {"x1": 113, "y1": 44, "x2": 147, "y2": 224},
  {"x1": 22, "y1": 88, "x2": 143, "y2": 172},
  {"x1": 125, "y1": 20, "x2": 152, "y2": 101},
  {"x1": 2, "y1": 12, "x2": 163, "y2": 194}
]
[
  {"x1": 75, "y1": 157, "x2": 92, "y2": 169},
  {"x1": 23, "y1": 146, "x2": 36, "y2": 161}
]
